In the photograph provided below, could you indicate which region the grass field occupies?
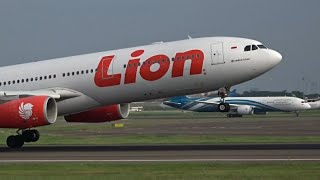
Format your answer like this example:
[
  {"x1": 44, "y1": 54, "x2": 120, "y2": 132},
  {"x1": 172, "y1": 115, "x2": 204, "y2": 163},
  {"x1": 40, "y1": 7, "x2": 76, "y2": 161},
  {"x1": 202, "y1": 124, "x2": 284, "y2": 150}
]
[{"x1": 0, "y1": 162, "x2": 319, "y2": 180}]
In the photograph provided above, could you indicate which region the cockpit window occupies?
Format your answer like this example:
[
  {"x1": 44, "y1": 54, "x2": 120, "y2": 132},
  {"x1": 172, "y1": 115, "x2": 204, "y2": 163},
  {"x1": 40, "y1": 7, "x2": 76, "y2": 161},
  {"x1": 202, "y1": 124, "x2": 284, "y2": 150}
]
[
  {"x1": 244, "y1": 45, "x2": 251, "y2": 52},
  {"x1": 252, "y1": 45, "x2": 258, "y2": 51},
  {"x1": 257, "y1": 44, "x2": 267, "y2": 49}
]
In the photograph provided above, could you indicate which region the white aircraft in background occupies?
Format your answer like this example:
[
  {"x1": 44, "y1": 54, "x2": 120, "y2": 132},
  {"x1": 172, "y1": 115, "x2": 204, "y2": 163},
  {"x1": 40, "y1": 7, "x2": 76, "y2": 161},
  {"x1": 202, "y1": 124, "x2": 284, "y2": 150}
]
[
  {"x1": 306, "y1": 98, "x2": 320, "y2": 109},
  {"x1": 0, "y1": 37, "x2": 282, "y2": 148},
  {"x1": 164, "y1": 95, "x2": 311, "y2": 117}
]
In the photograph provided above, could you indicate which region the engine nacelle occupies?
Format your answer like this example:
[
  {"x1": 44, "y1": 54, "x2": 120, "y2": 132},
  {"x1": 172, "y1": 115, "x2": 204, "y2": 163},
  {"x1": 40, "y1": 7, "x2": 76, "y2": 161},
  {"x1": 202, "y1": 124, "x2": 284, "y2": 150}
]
[
  {"x1": 64, "y1": 104, "x2": 130, "y2": 123},
  {"x1": 0, "y1": 96, "x2": 58, "y2": 128},
  {"x1": 236, "y1": 105, "x2": 254, "y2": 115}
]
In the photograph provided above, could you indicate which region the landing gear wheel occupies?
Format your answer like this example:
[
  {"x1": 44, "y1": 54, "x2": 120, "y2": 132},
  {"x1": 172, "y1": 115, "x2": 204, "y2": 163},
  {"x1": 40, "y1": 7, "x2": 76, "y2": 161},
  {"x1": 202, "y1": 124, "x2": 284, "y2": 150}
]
[
  {"x1": 22, "y1": 130, "x2": 40, "y2": 142},
  {"x1": 6, "y1": 135, "x2": 16, "y2": 148},
  {"x1": 30, "y1": 130, "x2": 40, "y2": 142},
  {"x1": 6, "y1": 135, "x2": 24, "y2": 148},
  {"x1": 22, "y1": 130, "x2": 33, "y2": 143},
  {"x1": 218, "y1": 103, "x2": 230, "y2": 112}
]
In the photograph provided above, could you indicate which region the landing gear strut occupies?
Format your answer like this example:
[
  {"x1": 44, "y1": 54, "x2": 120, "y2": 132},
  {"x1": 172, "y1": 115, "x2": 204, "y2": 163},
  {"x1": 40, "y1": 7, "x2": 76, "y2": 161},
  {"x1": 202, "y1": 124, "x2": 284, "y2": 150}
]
[
  {"x1": 6, "y1": 129, "x2": 40, "y2": 148},
  {"x1": 217, "y1": 87, "x2": 231, "y2": 112}
]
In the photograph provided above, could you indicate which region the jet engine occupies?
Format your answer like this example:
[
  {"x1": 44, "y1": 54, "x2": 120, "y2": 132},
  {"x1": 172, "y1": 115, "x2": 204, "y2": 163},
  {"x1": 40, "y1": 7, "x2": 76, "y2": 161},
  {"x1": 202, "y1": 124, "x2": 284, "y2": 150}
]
[
  {"x1": 236, "y1": 105, "x2": 254, "y2": 115},
  {"x1": 0, "y1": 96, "x2": 58, "y2": 128},
  {"x1": 64, "y1": 104, "x2": 130, "y2": 123}
]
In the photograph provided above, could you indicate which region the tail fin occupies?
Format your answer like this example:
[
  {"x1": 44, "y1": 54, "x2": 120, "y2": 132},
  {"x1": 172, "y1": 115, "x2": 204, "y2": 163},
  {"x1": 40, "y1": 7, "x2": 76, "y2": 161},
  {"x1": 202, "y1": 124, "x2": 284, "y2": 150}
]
[
  {"x1": 229, "y1": 89, "x2": 238, "y2": 97},
  {"x1": 169, "y1": 96, "x2": 189, "y2": 102},
  {"x1": 163, "y1": 96, "x2": 190, "y2": 108}
]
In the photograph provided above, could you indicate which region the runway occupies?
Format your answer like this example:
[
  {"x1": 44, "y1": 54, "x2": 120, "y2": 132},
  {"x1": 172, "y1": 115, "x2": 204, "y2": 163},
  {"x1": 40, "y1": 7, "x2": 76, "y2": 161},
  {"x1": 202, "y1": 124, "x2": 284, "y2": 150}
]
[
  {"x1": 1, "y1": 115, "x2": 320, "y2": 162},
  {"x1": 1, "y1": 144, "x2": 320, "y2": 162}
]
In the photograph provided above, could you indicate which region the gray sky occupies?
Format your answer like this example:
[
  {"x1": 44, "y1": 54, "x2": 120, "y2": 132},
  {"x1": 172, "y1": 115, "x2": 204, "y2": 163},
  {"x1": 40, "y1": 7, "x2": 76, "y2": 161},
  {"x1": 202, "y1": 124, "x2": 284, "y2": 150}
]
[{"x1": 0, "y1": 0, "x2": 319, "y2": 93}]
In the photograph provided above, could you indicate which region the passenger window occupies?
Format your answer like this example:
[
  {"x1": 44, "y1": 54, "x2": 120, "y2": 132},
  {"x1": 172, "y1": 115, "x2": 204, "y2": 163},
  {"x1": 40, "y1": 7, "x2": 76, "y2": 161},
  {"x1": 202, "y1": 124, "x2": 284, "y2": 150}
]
[
  {"x1": 252, "y1": 45, "x2": 258, "y2": 51},
  {"x1": 81, "y1": 70, "x2": 84, "y2": 74},
  {"x1": 21, "y1": 79, "x2": 24, "y2": 83},
  {"x1": 40, "y1": 77, "x2": 43, "y2": 80},
  {"x1": 53, "y1": 75, "x2": 56, "y2": 78},
  {"x1": 244, "y1": 45, "x2": 251, "y2": 51},
  {"x1": 49, "y1": 75, "x2": 52, "y2": 79},
  {"x1": 67, "y1": 73, "x2": 70, "y2": 76},
  {"x1": 8, "y1": 81, "x2": 11, "y2": 85},
  {"x1": 13, "y1": 81, "x2": 15, "y2": 84},
  {"x1": 91, "y1": 69, "x2": 94, "y2": 73},
  {"x1": 4, "y1": 82, "x2": 6, "y2": 85},
  {"x1": 17, "y1": 80, "x2": 20, "y2": 83},
  {"x1": 86, "y1": 70, "x2": 89, "y2": 74},
  {"x1": 63, "y1": 73, "x2": 66, "y2": 77},
  {"x1": 30, "y1": 78, "x2": 33, "y2": 82},
  {"x1": 76, "y1": 71, "x2": 79, "y2": 75}
]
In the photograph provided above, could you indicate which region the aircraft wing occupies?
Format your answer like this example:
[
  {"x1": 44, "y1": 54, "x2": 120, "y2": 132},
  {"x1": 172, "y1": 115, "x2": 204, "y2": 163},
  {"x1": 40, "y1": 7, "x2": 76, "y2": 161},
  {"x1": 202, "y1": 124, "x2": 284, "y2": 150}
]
[{"x1": 0, "y1": 88, "x2": 81, "y2": 101}]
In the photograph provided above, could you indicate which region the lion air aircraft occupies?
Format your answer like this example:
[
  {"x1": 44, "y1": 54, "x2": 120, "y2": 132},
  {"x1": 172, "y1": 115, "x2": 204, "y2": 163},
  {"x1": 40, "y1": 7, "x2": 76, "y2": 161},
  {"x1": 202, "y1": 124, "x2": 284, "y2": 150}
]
[{"x1": 0, "y1": 37, "x2": 282, "y2": 148}]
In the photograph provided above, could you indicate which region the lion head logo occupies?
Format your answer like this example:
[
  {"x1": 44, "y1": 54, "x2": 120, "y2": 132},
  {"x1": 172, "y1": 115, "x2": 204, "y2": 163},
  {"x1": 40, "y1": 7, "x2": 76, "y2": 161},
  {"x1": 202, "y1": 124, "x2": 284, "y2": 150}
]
[{"x1": 19, "y1": 103, "x2": 34, "y2": 120}]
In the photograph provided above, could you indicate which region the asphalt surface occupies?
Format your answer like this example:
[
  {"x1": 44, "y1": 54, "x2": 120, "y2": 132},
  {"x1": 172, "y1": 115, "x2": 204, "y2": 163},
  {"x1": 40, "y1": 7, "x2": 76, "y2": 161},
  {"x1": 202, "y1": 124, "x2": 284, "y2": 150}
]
[{"x1": 0, "y1": 144, "x2": 320, "y2": 162}]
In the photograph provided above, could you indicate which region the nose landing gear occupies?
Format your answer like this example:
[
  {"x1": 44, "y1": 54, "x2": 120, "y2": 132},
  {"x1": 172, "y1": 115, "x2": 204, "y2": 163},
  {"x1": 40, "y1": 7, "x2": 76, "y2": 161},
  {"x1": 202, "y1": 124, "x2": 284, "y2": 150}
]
[
  {"x1": 6, "y1": 129, "x2": 40, "y2": 148},
  {"x1": 217, "y1": 87, "x2": 231, "y2": 112}
]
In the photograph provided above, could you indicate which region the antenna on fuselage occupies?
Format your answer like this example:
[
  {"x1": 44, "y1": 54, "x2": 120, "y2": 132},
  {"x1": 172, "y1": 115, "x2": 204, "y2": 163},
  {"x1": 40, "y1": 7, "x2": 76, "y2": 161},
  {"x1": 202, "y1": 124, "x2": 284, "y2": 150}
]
[{"x1": 188, "y1": 35, "x2": 192, "y2": 39}]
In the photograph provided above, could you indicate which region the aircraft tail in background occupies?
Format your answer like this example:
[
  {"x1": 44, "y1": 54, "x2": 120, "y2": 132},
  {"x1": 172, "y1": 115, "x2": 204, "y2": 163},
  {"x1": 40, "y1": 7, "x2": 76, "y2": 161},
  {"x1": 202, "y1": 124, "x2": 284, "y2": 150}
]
[{"x1": 228, "y1": 89, "x2": 238, "y2": 97}]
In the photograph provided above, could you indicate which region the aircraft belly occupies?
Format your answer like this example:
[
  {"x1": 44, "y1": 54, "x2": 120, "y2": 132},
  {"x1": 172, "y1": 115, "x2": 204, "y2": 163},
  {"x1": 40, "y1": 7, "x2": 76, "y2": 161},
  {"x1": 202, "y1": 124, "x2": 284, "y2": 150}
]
[{"x1": 56, "y1": 94, "x2": 101, "y2": 116}]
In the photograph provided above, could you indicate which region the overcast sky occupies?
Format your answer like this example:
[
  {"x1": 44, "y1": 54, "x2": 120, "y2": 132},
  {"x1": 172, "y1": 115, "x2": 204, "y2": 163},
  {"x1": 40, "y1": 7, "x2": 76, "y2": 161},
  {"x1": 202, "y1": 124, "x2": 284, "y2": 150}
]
[{"x1": 0, "y1": 0, "x2": 319, "y2": 93}]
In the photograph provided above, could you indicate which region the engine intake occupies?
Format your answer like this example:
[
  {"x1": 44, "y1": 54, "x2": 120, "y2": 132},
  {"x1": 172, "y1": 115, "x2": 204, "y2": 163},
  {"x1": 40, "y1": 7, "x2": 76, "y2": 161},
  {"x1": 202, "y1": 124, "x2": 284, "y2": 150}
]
[
  {"x1": 236, "y1": 105, "x2": 254, "y2": 115},
  {"x1": 64, "y1": 104, "x2": 130, "y2": 123},
  {"x1": 0, "y1": 96, "x2": 58, "y2": 128}
]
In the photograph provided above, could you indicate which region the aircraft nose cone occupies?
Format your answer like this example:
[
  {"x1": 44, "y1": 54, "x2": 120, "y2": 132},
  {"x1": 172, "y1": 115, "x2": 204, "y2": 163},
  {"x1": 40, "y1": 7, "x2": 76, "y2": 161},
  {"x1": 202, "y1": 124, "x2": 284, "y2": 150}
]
[
  {"x1": 270, "y1": 50, "x2": 282, "y2": 65},
  {"x1": 305, "y1": 103, "x2": 312, "y2": 110}
]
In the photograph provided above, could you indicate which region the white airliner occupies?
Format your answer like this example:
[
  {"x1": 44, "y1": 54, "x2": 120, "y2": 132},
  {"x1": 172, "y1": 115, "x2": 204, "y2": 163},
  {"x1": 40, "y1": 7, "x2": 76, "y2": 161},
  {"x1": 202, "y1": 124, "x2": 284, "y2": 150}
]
[
  {"x1": 306, "y1": 98, "x2": 320, "y2": 109},
  {"x1": 0, "y1": 37, "x2": 282, "y2": 148},
  {"x1": 164, "y1": 96, "x2": 311, "y2": 117}
]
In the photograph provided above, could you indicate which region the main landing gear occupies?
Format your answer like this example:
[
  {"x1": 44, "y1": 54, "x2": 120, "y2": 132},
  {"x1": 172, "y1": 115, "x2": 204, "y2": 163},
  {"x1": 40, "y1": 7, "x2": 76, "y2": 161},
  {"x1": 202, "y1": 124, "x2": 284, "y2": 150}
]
[
  {"x1": 217, "y1": 87, "x2": 231, "y2": 113},
  {"x1": 6, "y1": 129, "x2": 40, "y2": 148}
]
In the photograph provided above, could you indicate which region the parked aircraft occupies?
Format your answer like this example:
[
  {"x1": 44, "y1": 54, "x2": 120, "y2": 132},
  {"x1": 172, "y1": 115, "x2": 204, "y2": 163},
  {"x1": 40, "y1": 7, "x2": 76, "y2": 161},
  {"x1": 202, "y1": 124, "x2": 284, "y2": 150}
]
[{"x1": 164, "y1": 95, "x2": 310, "y2": 117}]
